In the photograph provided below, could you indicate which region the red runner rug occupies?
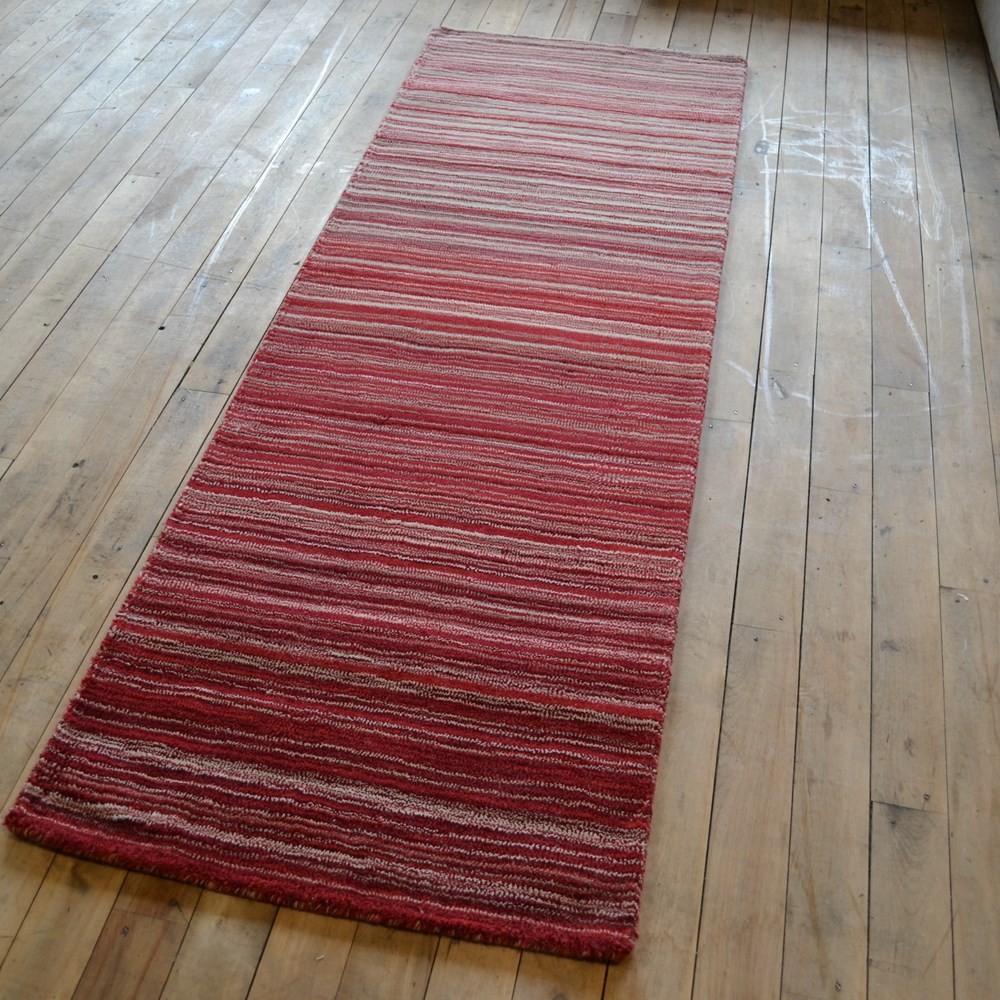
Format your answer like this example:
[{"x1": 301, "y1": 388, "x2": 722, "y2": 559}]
[{"x1": 7, "y1": 29, "x2": 746, "y2": 962}]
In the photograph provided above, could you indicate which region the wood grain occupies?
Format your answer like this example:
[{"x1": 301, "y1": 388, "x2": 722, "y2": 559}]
[
  {"x1": 334, "y1": 924, "x2": 438, "y2": 1000},
  {"x1": 510, "y1": 951, "x2": 605, "y2": 1000},
  {"x1": 423, "y1": 938, "x2": 520, "y2": 1000},
  {"x1": 869, "y1": 802, "x2": 953, "y2": 997},
  {"x1": 247, "y1": 909, "x2": 356, "y2": 1000},
  {"x1": 940, "y1": 589, "x2": 1000, "y2": 999},
  {"x1": 72, "y1": 876, "x2": 202, "y2": 1000},
  {"x1": 871, "y1": 386, "x2": 948, "y2": 812},
  {"x1": 0, "y1": 855, "x2": 124, "y2": 1000},
  {"x1": 159, "y1": 892, "x2": 277, "y2": 1000},
  {"x1": 781, "y1": 487, "x2": 870, "y2": 999},
  {"x1": 692, "y1": 625, "x2": 799, "y2": 1000}
]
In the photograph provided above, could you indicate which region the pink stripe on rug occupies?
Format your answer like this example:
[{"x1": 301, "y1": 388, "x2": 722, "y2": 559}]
[{"x1": 6, "y1": 28, "x2": 746, "y2": 962}]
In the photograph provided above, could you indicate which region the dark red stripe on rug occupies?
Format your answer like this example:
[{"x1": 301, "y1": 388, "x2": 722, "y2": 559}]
[{"x1": 6, "y1": 28, "x2": 746, "y2": 962}]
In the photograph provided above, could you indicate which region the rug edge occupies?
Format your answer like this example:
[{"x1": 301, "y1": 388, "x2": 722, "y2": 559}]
[{"x1": 3, "y1": 804, "x2": 636, "y2": 963}]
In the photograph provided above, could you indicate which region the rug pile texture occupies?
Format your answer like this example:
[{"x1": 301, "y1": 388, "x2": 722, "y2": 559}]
[{"x1": 6, "y1": 28, "x2": 746, "y2": 961}]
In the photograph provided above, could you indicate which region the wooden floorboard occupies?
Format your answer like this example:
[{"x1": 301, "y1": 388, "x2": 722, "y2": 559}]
[{"x1": 1, "y1": 0, "x2": 999, "y2": 996}]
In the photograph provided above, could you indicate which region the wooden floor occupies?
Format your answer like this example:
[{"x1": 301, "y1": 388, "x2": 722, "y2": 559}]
[{"x1": 1, "y1": 0, "x2": 999, "y2": 996}]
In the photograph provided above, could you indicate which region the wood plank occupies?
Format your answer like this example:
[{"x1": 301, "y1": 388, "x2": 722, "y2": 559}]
[
  {"x1": 772, "y1": 112, "x2": 873, "y2": 1000},
  {"x1": 247, "y1": 909, "x2": 356, "y2": 1000},
  {"x1": 3, "y1": 104, "x2": 130, "y2": 235},
  {"x1": 154, "y1": 121, "x2": 290, "y2": 271},
  {"x1": 116, "y1": 163, "x2": 245, "y2": 264},
  {"x1": 590, "y1": 11, "x2": 634, "y2": 44},
  {"x1": 871, "y1": 385, "x2": 948, "y2": 812},
  {"x1": 478, "y1": 0, "x2": 529, "y2": 32},
  {"x1": 691, "y1": 625, "x2": 799, "y2": 999},
  {"x1": 241, "y1": 0, "x2": 454, "y2": 293},
  {"x1": 164, "y1": 0, "x2": 237, "y2": 42},
  {"x1": 810, "y1": 246, "x2": 871, "y2": 494},
  {"x1": 820, "y1": 0, "x2": 869, "y2": 251},
  {"x1": 0, "y1": 855, "x2": 125, "y2": 1000},
  {"x1": 75, "y1": 174, "x2": 165, "y2": 251},
  {"x1": 0, "y1": 225, "x2": 27, "y2": 269},
  {"x1": 248, "y1": 0, "x2": 392, "y2": 146},
  {"x1": 666, "y1": 0, "x2": 717, "y2": 50},
  {"x1": 0, "y1": 393, "x2": 222, "y2": 981},
  {"x1": 0, "y1": 242, "x2": 108, "y2": 400},
  {"x1": 0, "y1": 0, "x2": 166, "y2": 165},
  {"x1": 867, "y1": 0, "x2": 917, "y2": 204},
  {"x1": 510, "y1": 951, "x2": 605, "y2": 1000},
  {"x1": 222, "y1": 170, "x2": 322, "y2": 292},
  {"x1": 423, "y1": 938, "x2": 520, "y2": 1000},
  {"x1": 0, "y1": 2, "x2": 111, "y2": 128},
  {"x1": 940, "y1": 588, "x2": 1000, "y2": 999},
  {"x1": 0, "y1": 231, "x2": 64, "y2": 331},
  {"x1": 917, "y1": 128, "x2": 1000, "y2": 593},
  {"x1": 73, "y1": 910, "x2": 188, "y2": 1000},
  {"x1": 605, "y1": 417, "x2": 750, "y2": 999},
  {"x1": 0, "y1": 0, "x2": 199, "y2": 207},
  {"x1": 0, "y1": 0, "x2": 93, "y2": 71},
  {"x1": 182, "y1": 281, "x2": 285, "y2": 394},
  {"x1": 629, "y1": 0, "x2": 677, "y2": 48},
  {"x1": 0, "y1": 109, "x2": 92, "y2": 215},
  {"x1": 965, "y1": 188, "x2": 1000, "y2": 493},
  {"x1": 334, "y1": 923, "x2": 438, "y2": 1000},
  {"x1": 58, "y1": 0, "x2": 203, "y2": 116},
  {"x1": 32, "y1": 84, "x2": 196, "y2": 245},
  {"x1": 868, "y1": 0, "x2": 926, "y2": 391},
  {"x1": 755, "y1": 0, "x2": 826, "y2": 379},
  {"x1": 0, "y1": 833, "x2": 52, "y2": 967},
  {"x1": 4, "y1": 75, "x2": 193, "y2": 241},
  {"x1": 258, "y1": 0, "x2": 347, "y2": 67},
  {"x1": 728, "y1": 0, "x2": 826, "y2": 631},
  {"x1": 905, "y1": 0, "x2": 958, "y2": 132},
  {"x1": 730, "y1": 370, "x2": 812, "y2": 633},
  {"x1": 514, "y1": 0, "x2": 566, "y2": 35},
  {"x1": 159, "y1": 892, "x2": 277, "y2": 1000},
  {"x1": 0, "y1": 256, "x2": 189, "y2": 469},
  {"x1": 160, "y1": 0, "x2": 275, "y2": 92},
  {"x1": 50, "y1": 61, "x2": 284, "y2": 250},
  {"x1": 118, "y1": 0, "x2": 386, "y2": 263},
  {"x1": 115, "y1": 872, "x2": 200, "y2": 925},
  {"x1": 127, "y1": 25, "x2": 293, "y2": 182},
  {"x1": 0, "y1": 249, "x2": 152, "y2": 452},
  {"x1": 941, "y1": 0, "x2": 1000, "y2": 198},
  {"x1": 551, "y1": 0, "x2": 602, "y2": 39},
  {"x1": 781, "y1": 487, "x2": 870, "y2": 999},
  {"x1": 870, "y1": 194, "x2": 928, "y2": 392},
  {"x1": 868, "y1": 802, "x2": 953, "y2": 997},
  {"x1": 72, "y1": 876, "x2": 202, "y2": 1000},
  {"x1": 940, "y1": 3, "x2": 1000, "y2": 513},
  {"x1": 704, "y1": 0, "x2": 791, "y2": 422},
  {"x1": 707, "y1": 0, "x2": 751, "y2": 56},
  {"x1": 187, "y1": 0, "x2": 408, "y2": 283},
  {"x1": 182, "y1": 0, "x2": 302, "y2": 96},
  {"x1": 0, "y1": 0, "x2": 48, "y2": 20},
  {"x1": 0, "y1": 388, "x2": 224, "y2": 806},
  {"x1": 442, "y1": 0, "x2": 494, "y2": 29},
  {"x1": 603, "y1": 0, "x2": 640, "y2": 14}
]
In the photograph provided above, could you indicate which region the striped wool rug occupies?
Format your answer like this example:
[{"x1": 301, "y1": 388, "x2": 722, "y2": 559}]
[{"x1": 6, "y1": 29, "x2": 746, "y2": 962}]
